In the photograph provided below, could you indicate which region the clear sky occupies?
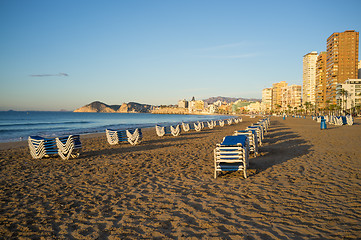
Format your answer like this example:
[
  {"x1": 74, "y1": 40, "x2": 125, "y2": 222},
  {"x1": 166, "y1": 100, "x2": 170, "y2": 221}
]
[{"x1": 1, "y1": 0, "x2": 360, "y2": 111}]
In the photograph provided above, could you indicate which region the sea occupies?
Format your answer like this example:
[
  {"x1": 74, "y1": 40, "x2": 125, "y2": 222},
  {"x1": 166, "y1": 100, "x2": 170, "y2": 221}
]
[{"x1": 0, "y1": 111, "x2": 231, "y2": 143}]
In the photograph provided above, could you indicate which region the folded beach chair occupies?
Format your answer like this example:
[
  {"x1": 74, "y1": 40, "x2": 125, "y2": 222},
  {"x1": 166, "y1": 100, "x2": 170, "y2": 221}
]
[
  {"x1": 56, "y1": 135, "x2": 82, "y2": 160},
  {"x1": 335, "y1": 117, "x2": 343, "y2": 126},
  {"x1": 218, "y1": 120, "x2": 225, "y2": 127},
  {"x1": 234, "y1": 118, "x2": 239, "y2": 124},
  {"x1": 227, "y1": 119, "x2": 233, "y2": 125},
  {"x1": 155, "y1": 125, "x2": 166, "y2": 136},
  {"x1": 252, "y1": 123, "x2": 265, "y2": 137},
  {"x1": 126, "y1": 128, "x2": 143, "y2": 145},
  {"x1": 234, "y1": 130, "x2": 258, "y2": 157},
  {"x1": 257, "y1": 120, "x2": 268, "y2": 134},
  {"x1": 346, "y1": 115, "x2": 354, "y2": 125},
  {"x1": 207, "y1": 121, "x2": 215, "y2": 129},
  {"x1": 194, "y1": 122, "x2": 202, "y2": 132},
  {"x1": 247, "y1": 126, "x2": 263, "y2": 146},
  {"x1": 214, "y1": 135, "x2": 249, "y2": 179},
  {"x1": 156, "y1": 125, "x2": 181, "y2": 136},
  {"x1": 106, "y1": 128, "x2": 142, "y2": 145},
  {"x1": 170, "y1": 125, "x2": 181, "y2": 136},
  {"x1": 182, "y1": 122, "x2": 190, "y2": 132},
  {"x1": 28, "y1": 136, "x2": 58, "y2": 159}
]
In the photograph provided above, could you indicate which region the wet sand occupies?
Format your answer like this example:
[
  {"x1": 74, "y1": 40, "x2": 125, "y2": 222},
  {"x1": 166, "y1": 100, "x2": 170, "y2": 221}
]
[{"x1": 1, "y1": 116, "x2": 360, "y2": 239}]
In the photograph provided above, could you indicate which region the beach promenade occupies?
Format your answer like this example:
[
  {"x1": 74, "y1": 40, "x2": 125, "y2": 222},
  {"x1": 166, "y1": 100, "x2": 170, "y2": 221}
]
[{"x1": 0, "y1": 116, "x2": 360, "y2": 239}]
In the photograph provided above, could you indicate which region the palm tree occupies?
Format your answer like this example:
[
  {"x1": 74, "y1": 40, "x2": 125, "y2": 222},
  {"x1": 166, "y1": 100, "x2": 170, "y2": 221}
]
[
  {"x1": 287, "y1": 105, "x2": 292, "y2": 114},
  {"x1": 337, "y1": 88, "x2": 348, "y2": 114},
  {"x1": 304, "y1": 101, "x2": 312, "y2": 115}
]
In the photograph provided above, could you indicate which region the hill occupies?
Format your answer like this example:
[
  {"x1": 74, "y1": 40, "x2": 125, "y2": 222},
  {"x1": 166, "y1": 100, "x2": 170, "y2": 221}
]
[
  {"x1": 202, "y1": 96, "x2": 261, "y2": 104},
  {"x1": 74, "y1": 101, "x2": 153, "y2": 113}
]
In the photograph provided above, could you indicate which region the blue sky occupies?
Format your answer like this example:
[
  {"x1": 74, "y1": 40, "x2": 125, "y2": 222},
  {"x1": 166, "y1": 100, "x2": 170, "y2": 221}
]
[{"x1": 1, "y1": 0, "x2": 360, "y2": 111}]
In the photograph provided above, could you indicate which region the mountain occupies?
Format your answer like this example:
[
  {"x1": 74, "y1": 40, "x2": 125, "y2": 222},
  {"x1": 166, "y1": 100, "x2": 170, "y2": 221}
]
[
  {"x1": 74, "y1": 101, "x2": 153, "y2": 113},
  {"x1": 203, "y1": 96, "x2": 261, "y2": 104}
]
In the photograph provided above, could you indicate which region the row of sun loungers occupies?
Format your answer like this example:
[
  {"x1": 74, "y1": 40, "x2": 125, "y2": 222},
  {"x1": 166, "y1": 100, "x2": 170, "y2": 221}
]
[
  {"x1": 28, "y1": 135, "x2": 82, "y2": 160},
  {"x1": 28, "y1": 117, "x2": 243, "y2": 159},
  {"x1": 214, "y1": 118, "x2": 270, "y2": 179},
  {"x1": 155, "y1": 118, "x2": 242, "y2": 137},
  {"x1": 313, "y1": 115, "x2": 354, "y2": 126}
]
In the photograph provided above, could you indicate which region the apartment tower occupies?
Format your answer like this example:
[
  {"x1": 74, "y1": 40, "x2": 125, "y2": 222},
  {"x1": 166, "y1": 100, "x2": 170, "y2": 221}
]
[
  {"x1": 261, "y1": 88, "x2": 272, "y2": 113},
  {"x1": 315, "y1": 52, "x2": 327, "y2": 109},
  {"x1": 303, "y1": 51, "x2": 318, "y2": 106},
  {"x1": 326, "y1": 30, "x2": 359, "y2": 105},
  {"x1": 272, "y1": 81, "x2": 287, "y2": 111},
  {"x1": 281, "y1": 85, "x2": 302, "y2": 112}
]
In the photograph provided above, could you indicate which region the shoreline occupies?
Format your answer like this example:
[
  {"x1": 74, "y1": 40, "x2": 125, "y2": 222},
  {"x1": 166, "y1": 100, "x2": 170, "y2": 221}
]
[{"x1": 0, "y1": 112, "x2": 239, "y2": 150}]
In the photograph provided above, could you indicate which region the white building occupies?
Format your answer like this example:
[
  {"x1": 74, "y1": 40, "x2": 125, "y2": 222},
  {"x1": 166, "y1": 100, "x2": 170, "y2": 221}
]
[
  {"x1": 358, "y1": 60, "x2": 361, "y2": 79},
  {"x1": 261, "y1": 88, "x2": 272, "y2": 113},
  {"x1": 245, "y1": 102, "x2": 261, "y2": 113},
  {"x1": 303, "y1": 51, "x2": 318, "y2": 105},
  {"x1": 178, "y1": 99, "x2": 188, "y2": 108},
  {"x1": 337, "y1": 79, "x2": 361, "y2": 111}
]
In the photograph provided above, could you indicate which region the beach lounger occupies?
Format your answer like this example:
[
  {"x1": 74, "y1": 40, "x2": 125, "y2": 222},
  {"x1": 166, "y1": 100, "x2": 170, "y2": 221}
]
[
  {"x1": 234, "y1": 130, "x2": 258, "y2": 157},
  {"x1": 227, "y1": 119, "x2": 233, "y2": 125},
  {"x1": 126, "y1": 128, "x2": 143, "y2": 145},
  {"x1": 214, "y1": 135, "x2": 249, "y2": 179},
  {"x1": 106, "y1": 128, "x2": 142, "y2": 145},
  {"x1": 194, "y1": 122, "x2": 202, "y2": 132},
  {"x1": 252, "y1": 123, "x2": 265, "y2": 138},
  {"x1": 156, "y1": 125, "x2": 181, "y2": 137},
  {"x1": 56, "y1": 135, "x2": 82, "y2": 160},
  {"x1": 218, "y1": 120, "x2": 225, "y2": 127},
  {"x1": 182, "y1": 122, "x2": 190, "y2": 132},
  {"x1": 257, "y1": 120, "x2": 268, "y2": 134},
  {"x1": 247, "y1": 126, "x2": 263, "y2": 146},
  {"x1": 346, "y1": 115, "x2": 354, "y2": 125},
  {"x1": 28, "y1": 136, "x2": 58, "y2": 159},
  {"x1": 207, "y1": 121, "x2": 215, "y2": 129},
  {"x1": 170, "y1": 125, "x2": 181, "y2": 136}
]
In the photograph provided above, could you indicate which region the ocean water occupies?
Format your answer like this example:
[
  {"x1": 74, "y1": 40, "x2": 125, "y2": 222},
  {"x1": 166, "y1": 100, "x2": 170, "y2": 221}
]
[{"x1": 0, "y1": 111, "x2": 230, "y2": 142}]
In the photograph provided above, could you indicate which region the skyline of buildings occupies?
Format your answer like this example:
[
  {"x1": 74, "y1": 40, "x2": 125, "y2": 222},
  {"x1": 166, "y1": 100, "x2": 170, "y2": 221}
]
[
  {"x1": 262, "y1": 30, "x2": 360, "y2": 114},
  {"x1": 174, "y1": 30, "x2": 360, "y2": 115}
]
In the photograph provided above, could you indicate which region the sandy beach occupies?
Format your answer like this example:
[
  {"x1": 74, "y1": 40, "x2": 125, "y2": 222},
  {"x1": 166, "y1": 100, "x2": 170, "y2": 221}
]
[{"x1": 1, "y1": 116, "x2": 360, "y2": 239}]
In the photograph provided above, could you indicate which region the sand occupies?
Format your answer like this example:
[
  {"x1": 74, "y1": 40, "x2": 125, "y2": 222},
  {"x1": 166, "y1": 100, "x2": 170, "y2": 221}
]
[{"x1": 0, "y1": 116, "x2": 360, "y2": 239}]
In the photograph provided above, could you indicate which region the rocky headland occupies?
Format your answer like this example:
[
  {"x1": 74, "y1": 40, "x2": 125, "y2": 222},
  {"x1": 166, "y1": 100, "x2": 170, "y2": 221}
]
[{"x1": 74, "y1": 101, "x2": 153, "y2": 113}]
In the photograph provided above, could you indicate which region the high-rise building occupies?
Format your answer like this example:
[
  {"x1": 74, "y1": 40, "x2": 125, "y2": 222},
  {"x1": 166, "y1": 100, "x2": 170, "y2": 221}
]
[
  {"x1": 315, "y1": 52, "x2": 327, "y2": 109},
  {"x1": 272, "y1": 81, "x2": 287, "y2": 111},
  {"x1": 358, "y1": 60, "x2": 361, "y2": 79},
  {"x1": 303, "y1": 51, "x2": 318, "y2": 105},
  {"x1": 281, "y1": 85, "x2": 302, "y2": 112},
  {"x1": 261, "y1": 88, "x2": 272, "y2": 113},
  {"x1": 326, "y1": 30, "x2": 359, "y2": 105}
]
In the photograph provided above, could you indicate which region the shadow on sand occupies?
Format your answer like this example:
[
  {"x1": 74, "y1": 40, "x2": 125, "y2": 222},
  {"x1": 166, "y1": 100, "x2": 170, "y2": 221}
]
[
  {"x1": 250, "y1": 120, "x2": 312, "y2": 175},
  {"x1": 219, "y1": 120, "x2": 312, "y2": 179}
]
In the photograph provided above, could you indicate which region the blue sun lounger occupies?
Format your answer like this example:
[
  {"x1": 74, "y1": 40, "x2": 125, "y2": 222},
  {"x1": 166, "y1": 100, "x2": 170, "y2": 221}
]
[
  {"x1": 214, "y1": 135, "x2": 249, "y2": 179},
  {"x1": 28, "y1": 136, "x2": 58, "y2": 159},
  {"x1": 56, "y1": 135, "x2": 82, "y2": 160},
  {"x1": 234, "y1": 129, "x2": 258, "y2": 157}
]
